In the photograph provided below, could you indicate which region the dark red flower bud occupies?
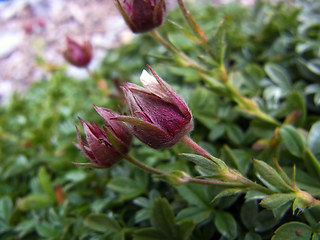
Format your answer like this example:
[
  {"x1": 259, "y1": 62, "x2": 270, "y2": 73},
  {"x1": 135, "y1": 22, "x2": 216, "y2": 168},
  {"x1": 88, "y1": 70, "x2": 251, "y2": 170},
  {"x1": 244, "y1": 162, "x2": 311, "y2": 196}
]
[
  {"x1": 114, "y1": 0, "x2": 166, "y2": 33},
  {"x1": 74, "y1": 110, "x2": 131, "y2": 168},
  {"x1": 63, "y1": 36, "x2": 92, "y2": 68},
  {"x1": 113, "y1": 66, "x2": 193, "y2": 149}
]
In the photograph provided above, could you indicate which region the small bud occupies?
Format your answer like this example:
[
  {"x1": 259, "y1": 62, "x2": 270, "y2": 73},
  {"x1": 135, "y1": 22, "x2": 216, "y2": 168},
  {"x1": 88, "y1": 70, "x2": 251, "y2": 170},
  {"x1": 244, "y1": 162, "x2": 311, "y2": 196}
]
[
  {"x1": 74, "y1": 112, "x2": 131, "y2": 168},
  {"x1": 63, "y1": 36, "x2": 92, "y2": 68},
  {"x1": 114, "y1": 0, "x2": 166, "y2": 33},
  {"x1": 114, "y1": 66, "x2": 193, "y2": 149}
]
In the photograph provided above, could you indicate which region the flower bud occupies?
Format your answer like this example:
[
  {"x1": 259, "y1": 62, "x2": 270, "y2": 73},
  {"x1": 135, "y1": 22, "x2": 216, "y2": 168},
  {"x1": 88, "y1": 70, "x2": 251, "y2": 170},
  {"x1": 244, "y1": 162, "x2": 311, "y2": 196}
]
[
  {"x1": 74, "y1": 111, "x2": 131, "y2": 168},
  {"x1": 114, "y1": 0, "x2": 166, "y2": 33},
  {"x1": 63, "y1": 36, "x2": 92, "y2": 68},
  {"x1": 114, "y1": 66, "x2": 193, "y2": 149}
]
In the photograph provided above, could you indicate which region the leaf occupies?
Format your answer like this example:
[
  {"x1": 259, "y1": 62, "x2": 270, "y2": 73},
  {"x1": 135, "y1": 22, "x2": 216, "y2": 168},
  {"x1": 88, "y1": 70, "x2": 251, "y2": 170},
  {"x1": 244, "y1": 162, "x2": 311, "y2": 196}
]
[
  {"x1": 176, "y1": 207, "x2": 211, "y2": 224},
  {"x1": 253, "y1": 159, "x2": 294, "y2": 192},
  {"x1": 278, "y1": 91, "x2": 306, "y2": 126},
  {"x1": 255, "y1": 209, "x2": 279, "y2": 232},
  {"x1": 134, "y1": 228, "x2": 166, "y2": 240},
  {"x1": 272, "y1": 222, "x2": 313, "y2": 240},
  {"x1": 241, "y1": 200, "x2": 258, "y2": 229},
  {"x1": 308, "y1": 121, "x2": 320, "y2": 159},
  {"x1": 226, "y1": 124, "x2": 244, "y2": 145},
  {"x1": 212, "y1": 188, "x2": 243, "y2": 203},
  {"x1": 176, "y1": 184, "x2": 210, "y2": 208},
  {"x1": 245, "y1": 232, "x2": 262, "y2": 240},
  {"x1": 292, "y1": 197, "x2": 309, "y2": 215},
  {"x1": 279, "y1": 125, "x2": 306, "y2": 158},
  {"x1": 17, "y1": 194, "x2": 53, "y2": 211},
  {"x1": 214, "y1": 211, "x2": 238, "y2": 239},
  {"x1": 36, "y1": 222, "x2": 60, "y2": 238},
  {"x1": 0, "y1": 196, "x2": 13, "y2": 223},
  {"x1": 220, "y1": 145, "x2": 242, "y2": 173},
  {"x1": 180, "y1": 153, "x2": 227, "y2": 176},
  {"x1": 84, "y1": 214, "x2": 121, "y2": 233},
  {"x1": 151, "y1": 198, "x2": 176, "y2": 237},
  {"x1": 213, "y1": 22, "x2": 226, "y2": 64},
  {"x1": 176, "y1": 220, "x2": 195, "y2": 240},
  {"x1": 260, "y1": 193, "x2": 295, "y2": 209},
  {"x1": 265, "y1": 63, "x2": 291, "y2": 91},
  {"x1": 38, "y1": 167, "x2": 55, "y2": 198},
  {"x1": 272, "y1": 202, "x2": 291, "y2": 220},
  {"x1": 108, "y1": 176, "x2": 146, "y2": 201}
]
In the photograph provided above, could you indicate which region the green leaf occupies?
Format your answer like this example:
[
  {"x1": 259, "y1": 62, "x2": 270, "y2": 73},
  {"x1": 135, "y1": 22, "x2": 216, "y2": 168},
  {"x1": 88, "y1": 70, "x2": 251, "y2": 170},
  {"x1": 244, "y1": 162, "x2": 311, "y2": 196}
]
[
  {"x1": 272, "y1": 222, "x2": 313, "y2": 240},
  {"x1": 176, "y1": 184, "x2": 210, "y2": 208},
  {"x1": 38, "y1": 167, "x2": 55, "y2": 198},
  {"x1": 151, "y1": 198, "x2": 176, "y2": 237},
  {"x1": 134, "y1": 228, "x2": 166, "y2": 240},
  {"x1": 308, "y1": 121, "x2": 320, "y2": 160},
  {"x1": 212, "y1": 188, "x2": 243, "y2": 203},
  {"x1": 245, "y1": 232, "x2": 262, "y2": 240},
  {"x1": 254, "y1": 159, "x2": 294, "y2": 192},
  {"x1": 292, "y1": 197, "x2": 309, "y2": 215},
  {"x1": 260, "y1": 193, "x2": 295, "y2": 209},
  {"x1": 176, "y1": 220, "x2": 195, "y2": 240},
  {"x1": 255, "y1": 209, "x2": 279, "y2": 232},
  {"x1": 278, "y1": 91, "x2": 306, "y2": 126},
  {"x1": 84, "y1": 214, "x2": 121, "y2": 233},
  {"x1": 108, "y1": 176, "x2": 146, "y2": 201},
  {"x1": 220, "y1": 145, "x2": 242, "y2": 173},
  {"x1": 0, "y1": 196, "x2": 13, "y2": 223},
  {"x1": 272, "y1": 201, "x2": 291, "y2": 220},
  {"x1": 265, "y1": 63, "x2": 291, "y2": 90},
  {"x1": 36, "y1": 222, "x2": 60, "y2": 238},
  {"x1": 214, "y1": 211, "x2": 238, "y2": 239},
  {"x1": 17, "y1": 194, "x2": 53, "y2": 211},
  {"x1": 176, "y1": 207, "x2": 211, "y2": 224},
  {"x1": 279, "y1": 125, "x2": 306, "y2": 158},
  {"x1": 241, "y1": 200, "x2": 258, "y2": 229},
  {"x1": 213, "y1": 22, "x2": 226, "y2": 64},
  {"x1": 226, "y1": 124, "x2": 244, "y2": 145},
  {"x1": 180, "y1": 153, "x2": 227, "y2": 176}
]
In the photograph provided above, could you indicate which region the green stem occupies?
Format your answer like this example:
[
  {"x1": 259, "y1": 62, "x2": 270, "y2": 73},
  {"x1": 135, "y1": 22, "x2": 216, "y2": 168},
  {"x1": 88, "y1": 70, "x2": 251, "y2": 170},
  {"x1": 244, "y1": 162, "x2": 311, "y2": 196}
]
[
  {"x1": 304, "y1": 148, "x2": 320, "y2": 178},
  {"x1": 149, "y1": 30, "x2": 208, "y2": 72},
  {"x1": 181, "y1": 136, "x2": 273, "y2": 194},
  {"x1": 124, "y1": 155, "x2": 242, "y2": 187},
  {"x1": 124, "y1": 155, "x2": 168, "y2": 175},
  {"x1": 225, "y1": 82, "x2": 280, "y2": 126},
  {"x1": 177, "y1": 0, "x2": 217, "y2": 60}
]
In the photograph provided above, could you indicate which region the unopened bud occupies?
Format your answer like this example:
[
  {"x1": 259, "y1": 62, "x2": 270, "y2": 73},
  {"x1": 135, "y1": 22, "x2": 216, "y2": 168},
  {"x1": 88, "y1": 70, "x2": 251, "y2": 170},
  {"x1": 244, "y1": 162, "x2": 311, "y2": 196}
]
[
  {"x1": 114, "y1": 66, "x2": 193, "y2": 149},
  {"x1": 63, "y1": 36, "x2": 92, "y2": 68},
  {"x1": 74, "y1": 110, "x2": 131, "y2": 168},
  {"x1": 114, "y1": 0, "x2": 166, "y2": 33}
]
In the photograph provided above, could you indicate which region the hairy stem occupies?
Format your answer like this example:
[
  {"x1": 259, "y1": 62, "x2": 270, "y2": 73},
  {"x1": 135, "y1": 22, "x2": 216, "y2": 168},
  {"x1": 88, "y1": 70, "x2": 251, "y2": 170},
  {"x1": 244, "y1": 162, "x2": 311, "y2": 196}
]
[
  {"x1": 149, "y1": 29, "x2": 208, "y2": 72},
  {"x1": 125, "y1": 155, "x2": 242, "y2": 187},
  {"x1": 177, "y1": 0, "x2": 217, "y2": 60},
  {"x1": 181, "y1": 136, "x2": 213, "y2": 160},
  {"x1": 181, "y1": 136, "x2": 273, "y2": 194}
]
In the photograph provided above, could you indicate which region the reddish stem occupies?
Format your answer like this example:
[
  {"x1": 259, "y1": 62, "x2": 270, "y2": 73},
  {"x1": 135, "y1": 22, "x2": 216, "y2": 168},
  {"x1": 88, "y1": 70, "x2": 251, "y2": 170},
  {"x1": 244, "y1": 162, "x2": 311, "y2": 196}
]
[{"x1": 181, "y1": 136, "x2": 213, "y2": 160}]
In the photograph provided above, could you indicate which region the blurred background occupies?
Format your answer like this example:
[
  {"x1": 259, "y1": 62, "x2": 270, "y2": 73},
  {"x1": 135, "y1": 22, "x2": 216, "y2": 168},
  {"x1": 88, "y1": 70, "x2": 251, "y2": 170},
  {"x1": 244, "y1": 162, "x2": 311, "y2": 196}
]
[{"x1": 0, "y1": 0, "x2": 256, "y2": 103}]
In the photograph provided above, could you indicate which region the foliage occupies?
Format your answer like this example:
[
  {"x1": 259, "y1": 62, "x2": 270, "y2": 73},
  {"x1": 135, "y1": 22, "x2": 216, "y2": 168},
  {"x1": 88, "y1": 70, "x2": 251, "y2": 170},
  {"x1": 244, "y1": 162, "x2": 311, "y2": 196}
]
[{"x1": 0, "y1": 0, "x2": 320, "y2": 239}]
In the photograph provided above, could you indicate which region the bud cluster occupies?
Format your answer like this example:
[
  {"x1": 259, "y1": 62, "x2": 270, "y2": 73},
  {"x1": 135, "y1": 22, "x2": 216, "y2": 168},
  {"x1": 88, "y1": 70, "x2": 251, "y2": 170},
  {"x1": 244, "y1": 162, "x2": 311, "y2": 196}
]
[{"x1": 75, "y1": 67, "x2": 193, "y2": 168}]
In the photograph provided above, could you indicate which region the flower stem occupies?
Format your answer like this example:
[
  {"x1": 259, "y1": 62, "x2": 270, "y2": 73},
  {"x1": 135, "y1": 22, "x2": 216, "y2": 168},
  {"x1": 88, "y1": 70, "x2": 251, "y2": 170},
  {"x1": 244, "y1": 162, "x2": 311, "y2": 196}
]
[
  {"x1": 177, "y1": 0, "x2": 217, "y2": 60},
  {"x1": 225, "y1": 82, "x2": 280, "y2": 126},
  {"x1": 181, "y1": 136, "x2": 273, "y2": 194},
  {"x1": 181, "y1": 136, "x2": 213, "y2": 160},
  {"x1": 124, "y1": 155, "x2": 243, "y2": 187},
  {"x1": 124, "y1": 155, "x2": 168, "y2": 175},
  {"x1": 149, "y1": 30, "x2": 208, "y2": 72}
]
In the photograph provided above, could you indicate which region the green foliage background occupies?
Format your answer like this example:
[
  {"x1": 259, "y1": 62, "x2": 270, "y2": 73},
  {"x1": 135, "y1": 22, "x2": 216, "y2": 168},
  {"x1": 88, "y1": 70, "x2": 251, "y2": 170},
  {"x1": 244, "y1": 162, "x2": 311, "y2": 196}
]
[{"x1": 0, "y1": 0, "x2": 320, "y2": 239}]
